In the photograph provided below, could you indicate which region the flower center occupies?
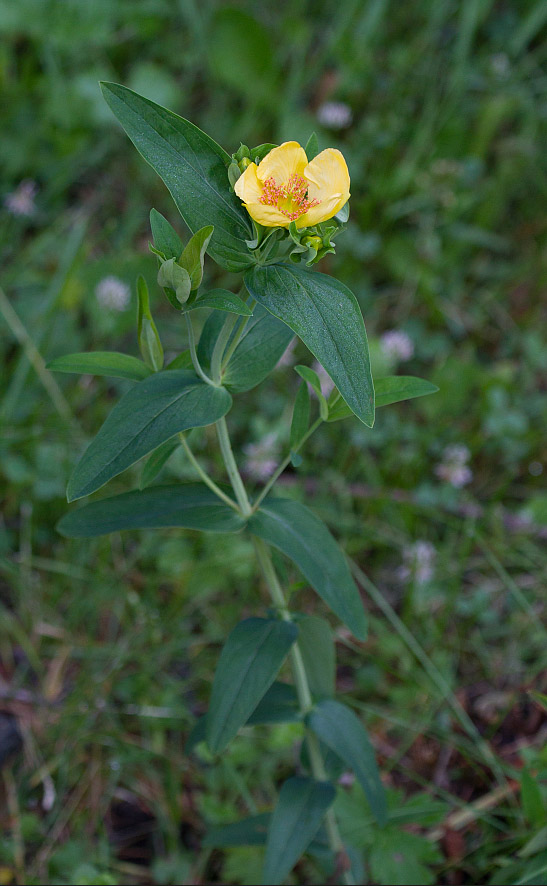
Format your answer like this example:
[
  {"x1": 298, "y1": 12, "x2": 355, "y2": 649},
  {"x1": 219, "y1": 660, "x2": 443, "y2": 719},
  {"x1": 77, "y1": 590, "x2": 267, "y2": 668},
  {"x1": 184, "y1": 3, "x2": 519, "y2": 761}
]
[{"x1": 259, "y1": 174, "x2": 320, "y2": 222}]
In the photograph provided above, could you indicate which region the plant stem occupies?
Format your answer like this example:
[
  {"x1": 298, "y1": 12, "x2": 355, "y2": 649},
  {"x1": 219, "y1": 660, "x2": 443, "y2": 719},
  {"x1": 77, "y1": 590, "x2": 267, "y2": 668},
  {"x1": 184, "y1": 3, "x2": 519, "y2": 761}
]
[
  {"x1": 252, "y1": 416, "x2": 323, "y2": 511},
  {"x1": 178, "y1": 433, "x2": 239, "y2": 511},
  {"x1": 210, "y1": 312, "x2": 240, "y2": 384},
  {"x1": 215, "y1": 417, "x2": 252, "y2": 516},
  {"x1": 252, "y1": 536, "x2": 354, "y2": 885},
  {"x1": 185, "y1": 313, "x2": 215, "y2": 385},
  {"x1": 220, "y1": 298, "x2": 257, "y2": 370}
]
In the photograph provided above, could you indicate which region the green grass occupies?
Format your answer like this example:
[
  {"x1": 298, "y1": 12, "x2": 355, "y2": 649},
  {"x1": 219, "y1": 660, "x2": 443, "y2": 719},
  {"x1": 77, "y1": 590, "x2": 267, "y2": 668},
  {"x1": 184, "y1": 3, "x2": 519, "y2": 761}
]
[{"x1": 1, "y1": 1, "x2": 546, "y2": 883}]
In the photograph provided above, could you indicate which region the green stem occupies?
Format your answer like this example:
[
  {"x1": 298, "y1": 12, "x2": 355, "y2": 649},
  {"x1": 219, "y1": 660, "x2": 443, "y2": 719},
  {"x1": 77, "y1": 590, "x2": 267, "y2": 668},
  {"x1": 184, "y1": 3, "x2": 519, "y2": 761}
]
[
  {"x1": 210, "y1": 312, "x2": 239, "y2": 384},
  {"x1": 185, "y1": 313, "x2": 215, "y2": 386},
  {"x1": 220, "y1": 298, "x2": 256, "y2": 370},
  {"x1": 252, "y1": 416, "x2": 323, "y2": 512},
  {"x1": 252, "y1": 536, "x2": 354, "y2": 886},
  {"x1": 179, "y1": 433, "x2": 239, "y2": 511},
  {"x1": 216, "y1": 417, "x2": 252, "y2": 517}
]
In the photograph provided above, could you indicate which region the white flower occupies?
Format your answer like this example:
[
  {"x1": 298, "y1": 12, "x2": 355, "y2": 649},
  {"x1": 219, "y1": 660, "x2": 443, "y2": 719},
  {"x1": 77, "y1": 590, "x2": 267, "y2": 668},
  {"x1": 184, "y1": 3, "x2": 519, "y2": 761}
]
[
  {"x1": 317, "y1": 101, "x2": 353, "y2": 130},
  {"x1": 399, "y1": 541, "x2": 436, "y2": 585},
  {"x1": 311, "y1": 360, "x2": 335, "y2": 397},
  {"x1": 95, "y1": 276, "x2": 130, "y2": 311},
  {"x1": 435, "y1": 444, "x2": 472, "y2": 488},
  {"x1": 4, "y1": 180, "x2": 37, "y2": 217},
  {"x1": 243, "y1": 433, "x2": 279, "y2": 481},
  {"x1": 380, "y1": 330, "x2": 414, "y2": 362}
]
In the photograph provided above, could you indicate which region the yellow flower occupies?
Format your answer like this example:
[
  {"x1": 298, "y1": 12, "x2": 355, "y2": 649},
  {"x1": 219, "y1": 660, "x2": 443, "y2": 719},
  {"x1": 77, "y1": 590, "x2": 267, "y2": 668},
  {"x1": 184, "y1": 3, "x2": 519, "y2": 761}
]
[{"x1": 234, "y1": 141, "x2": 350, "y2": 229}]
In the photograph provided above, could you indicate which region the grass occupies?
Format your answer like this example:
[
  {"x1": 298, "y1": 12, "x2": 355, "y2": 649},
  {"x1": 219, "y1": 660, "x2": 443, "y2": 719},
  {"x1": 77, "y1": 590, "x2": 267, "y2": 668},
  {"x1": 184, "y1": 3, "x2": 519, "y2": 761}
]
[{"x1": 1, "y1": 1, "x2": 546, "y2": 883}]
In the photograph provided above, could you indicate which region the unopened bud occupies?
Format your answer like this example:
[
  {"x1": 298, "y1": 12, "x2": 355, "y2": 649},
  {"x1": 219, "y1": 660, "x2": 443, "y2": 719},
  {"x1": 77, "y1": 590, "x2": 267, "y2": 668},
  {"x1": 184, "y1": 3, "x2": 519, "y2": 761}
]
[
  {"x1": 238, "y1": 156, "x2": 253, "y2": 172},
  {"x1": 303, "y1": 235, "x2": 323, "y2": 251}
]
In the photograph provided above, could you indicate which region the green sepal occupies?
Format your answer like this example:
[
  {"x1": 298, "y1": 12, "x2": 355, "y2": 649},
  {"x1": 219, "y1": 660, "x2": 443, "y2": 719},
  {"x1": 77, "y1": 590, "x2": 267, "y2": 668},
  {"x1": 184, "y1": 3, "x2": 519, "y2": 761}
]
[{"x1": 136, "y1": 275, "x2": 163, "y2": 371}]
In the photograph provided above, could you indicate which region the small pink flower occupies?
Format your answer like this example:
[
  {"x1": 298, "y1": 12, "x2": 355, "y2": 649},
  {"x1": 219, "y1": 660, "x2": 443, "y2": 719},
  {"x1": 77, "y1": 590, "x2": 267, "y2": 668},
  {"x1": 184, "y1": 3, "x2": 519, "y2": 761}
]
[
  {"x1": 380, "y1": 330, "x2": 414, "y2": 362},
  {"x1": 435, "y1": 444, "x2": 472, "y2": 488}
]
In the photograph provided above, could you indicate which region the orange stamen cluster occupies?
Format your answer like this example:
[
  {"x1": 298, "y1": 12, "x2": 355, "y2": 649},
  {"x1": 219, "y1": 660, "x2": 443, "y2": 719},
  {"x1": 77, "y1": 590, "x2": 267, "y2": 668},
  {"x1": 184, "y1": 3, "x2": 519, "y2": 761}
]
[{"x1": 259, "y1": 173, "x2": 320, "y2": 222}]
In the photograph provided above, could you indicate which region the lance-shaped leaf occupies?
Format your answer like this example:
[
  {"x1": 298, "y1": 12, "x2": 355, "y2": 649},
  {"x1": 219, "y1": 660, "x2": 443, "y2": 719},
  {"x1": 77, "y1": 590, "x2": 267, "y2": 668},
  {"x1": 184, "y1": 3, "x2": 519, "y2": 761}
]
[
  {"x1": 137, "y1": 275, "x2": 163, "y2": 370},
  {"x1": 328, "y1": 375, "x2": 439, "y2": 422},
  {"x1": 101, "y1": 82, "x2": 254, "y2": 272},
  {"x1": 198, "y1": 304, "x2": 294, "y2": 392},
  {"x1": 67, "y1": 371, "x2": 232, "y2": 501},
  {"x1": 47, "y1": 352, "x2": 152, "y2": 381},
  {"x1": 57, "y1": 484, "x2": 244, "y2": 537},
  {"x1": 149, "y1": 208, "x2": 183, "y2": 260},
  {"x1": 179, "y1": 225, "x2": 214, "y2": 290},
  {"x1": 246, "y1": 264, "x2": 374, "y2": 427},
  {"x1": 295, "y1": 365, "x2": 329, "y2": 420},
  {"x1": 206, "y1": 617, "x2": 298, "y2": 754},
  {"x1": 290, "y1": 381, "x2": 311, "y2": 451},
  {"x1": 308, "y1": 700, "x2": 387, "y2": 826},
  {"x1": 186, "y1": 289, "x2": 253, "y2": 316},
  {"x1": 248, "y1": 499, "x2": 367, "y2": 641},
  {"x1": 262, "y1": 777, "x2": 336, "y2": 885}
]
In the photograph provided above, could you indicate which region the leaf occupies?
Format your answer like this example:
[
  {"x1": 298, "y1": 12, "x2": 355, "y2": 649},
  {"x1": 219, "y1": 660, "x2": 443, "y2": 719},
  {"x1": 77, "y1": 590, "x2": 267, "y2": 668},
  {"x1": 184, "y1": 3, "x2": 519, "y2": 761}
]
[
  {"x1": 246, "y1": 264, "x2": 374, "y2": 427},
  {"x1": 204, "y1": 814, "x2": 271, "y2": 848},
  {"x1": 521, "y1": 769, "x2": 546, "y2": 829},
  {"x1": 328, "y1": 375, "x2": 439, "y2": 422},
  {"x1": 47, "y1": 352, "x2": 152, "y2": 381},
  {"x1": 179, "y1": 225, "x2": 214, "y2": 290},
  {"x1": 137, "y1": 275, "x2": 163, "y2": 370},
  {"x1": 297, "y1": 616, "x2": 335, "y2": 699},
  {"x1": 247, "y1": 681, "x2": 300, "y2": 725},
  {"x1": 249, "y1": 498, "x2": 367, "y2": 641},
  {"x1": 305, "y1": 132, "x2": 319, "y2": 161},
  {"x1": 140, "y1": 437, "x2": 180, "y2": 488},
  {"x1": 206, "y1": 618, "x2": 298, "y2": 754},
  {"x1": 290, "y1": 381, "x2": 311, "y2": 451},
  {"x1": 262, "y1": 777, "x2": 335, "y2": 885},
  {"x1": 187, "y1": 289, "x2": 253, "y2": 316},
  {"x1": 149, "y1": 208, "x2": 183, "y2": 260},
  {"x1": 369, "y1": 828, "x2": 441, "y2": 885},
  {"x1": 165, "y1": 350, "x2": 194, "y2": 370},
  {"x1": 335, "y1": 201, "x2": 350, "y2": 223},
  {"x1": 295, "y1": 365, "x2": 329, "y2": 420},
  {"x1": 198, "y1": 305, "x2": 294, "y2": 393},
  {"x1": 57, "y1": 484, "x2": 244, "y2": 537},
  {"x1": 67, "y1": 371, "x2": 232, "y2": 501},
  {"x1": 100, "y1": 82, "x2": 254, "y2": 272},
  {"x1": 308, "y1": 700, "x2": 387, "y2": 826},
  {"x1": 157, "y1": 257, "x2": 192, "y2": 305}
]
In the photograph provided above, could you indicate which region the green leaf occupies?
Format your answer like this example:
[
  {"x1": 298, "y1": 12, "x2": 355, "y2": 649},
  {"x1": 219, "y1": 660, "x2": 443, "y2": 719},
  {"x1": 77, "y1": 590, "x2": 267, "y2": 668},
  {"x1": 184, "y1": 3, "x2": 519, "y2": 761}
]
[
  {"x1": 140, "y1": 437, "x2": 180, "y2": 488},
  {"x1": 295, "y1": 365, "x2": 329, "y2": 420},
  {"x1": 47, "y1": 352, "x2": 152, "y2": 381},
  {"x1": 206, "y1": 617, "x2": 298, "y2": 754},
  {"x1": 57, "y1": 484, "x2": 244, "y2": 537},
  {"x1": 521, "y1": 769, "x2": 546, "y2": 828},
  {"x1": 262, "y1": 777, "x2": 335, "y2": 885},
  {"x1": 100, "y1": 82, "x2": 254, "y2": 272},
  {"x1": 137, "y1": 275, "x2": 163, "y2": 370},
  {"x1": 179, "y1": 225, "x2": 214, "y2": 291},
  {"x1": 247, "y1": 681, "x2": 300, "y2": 725},
  {"x1": 369, "y1": 828, "x2": 441, "y2": 885},
  {"x1": 308, "y1": 700, "x2": 387, "y2": 826},
  {"x1": 157, "y1": 258, "x2": 192, "y2": 305},
  {"x1": 248, "y1": 499, "x2": 367, "y2": 641},
  {"x1": 305, "y1": 132, "x2": 319, "y2": 161},
  {"x1": 204, "y1": 814, "x2": 271, "y2": 848},
  {"x1": 290, "y1": 381, "x2": 311, "y2": 451},
  {"x1": 297, "y1": 616, "x2": 335, "y2": 699},
  {"x1": 198, "y1": 305, "x2": 294, "y2": 393},
  {"x1": 149, "y1": 208, "x2": 183, "y2": 260},
  {"x1": 67, "y1": 371, "x2": 232, "y2": 501},
  {"x1": 328, "y1": 375, "x2": 439, "y2": 422},
  {"x1": 187, "y1": 289, "x2": 253, "y2": 316},
  {"x1": 246, "y1": 264, "x2": 374, "y2": 427},
  {"x1": 335, "y1": 201, "x2": 350, "y2": 223},
  {"x1": 165, "y1": 350, "x2": 194, "y2": 370}
]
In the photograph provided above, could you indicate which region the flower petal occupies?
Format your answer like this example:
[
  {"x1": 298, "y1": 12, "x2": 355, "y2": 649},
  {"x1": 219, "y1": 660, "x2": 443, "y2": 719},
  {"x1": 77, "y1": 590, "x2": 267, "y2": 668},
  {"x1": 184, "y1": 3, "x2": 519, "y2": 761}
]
[
  {"x1": 244, "y1": 202, "x2": 291, "y2": 228},
  {"x1": 234, "y1": 163, "x2": 263, "y2": 204},
  {"x1": 297, "y1": 193, "x2": 344, "y2": 228},
  {"x1": 257, "y1": 142, "x2": 308, "y2": 184},
  {"x1": 304, "y1": 148, "x2": 350, "y2": 205}
]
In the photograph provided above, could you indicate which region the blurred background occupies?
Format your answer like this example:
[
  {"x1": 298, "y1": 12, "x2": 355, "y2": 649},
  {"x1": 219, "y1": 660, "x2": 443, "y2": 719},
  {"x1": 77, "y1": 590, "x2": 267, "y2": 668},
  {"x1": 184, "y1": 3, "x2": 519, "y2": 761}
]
[{"x1": 1, "y1": 1, "x2": 546, "y2": 884}]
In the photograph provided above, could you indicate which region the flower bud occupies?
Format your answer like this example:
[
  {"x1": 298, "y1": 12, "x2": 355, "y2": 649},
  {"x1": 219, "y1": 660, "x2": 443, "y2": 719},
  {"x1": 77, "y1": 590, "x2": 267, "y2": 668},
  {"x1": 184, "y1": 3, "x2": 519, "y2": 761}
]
[
  {"x1": 302, "y1": 235, "x2": 323, "y2": 251},
  {"x1": 238, "y1": 156, "x2": 253, "y2": 172}
]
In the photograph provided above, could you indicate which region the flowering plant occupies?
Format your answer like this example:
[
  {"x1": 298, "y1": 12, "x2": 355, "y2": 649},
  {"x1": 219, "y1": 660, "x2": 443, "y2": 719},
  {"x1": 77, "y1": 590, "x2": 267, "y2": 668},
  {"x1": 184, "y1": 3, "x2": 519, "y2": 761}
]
[{"x1": 49, "y1": 83, "x2": 438, "y2": 884}]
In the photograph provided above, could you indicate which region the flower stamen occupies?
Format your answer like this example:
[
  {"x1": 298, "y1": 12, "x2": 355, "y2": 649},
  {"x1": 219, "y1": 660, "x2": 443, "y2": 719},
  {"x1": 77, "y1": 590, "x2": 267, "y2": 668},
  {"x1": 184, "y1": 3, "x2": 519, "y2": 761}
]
[{"x1": 259, "y1": 173, "x2": 320, "y2": 222}]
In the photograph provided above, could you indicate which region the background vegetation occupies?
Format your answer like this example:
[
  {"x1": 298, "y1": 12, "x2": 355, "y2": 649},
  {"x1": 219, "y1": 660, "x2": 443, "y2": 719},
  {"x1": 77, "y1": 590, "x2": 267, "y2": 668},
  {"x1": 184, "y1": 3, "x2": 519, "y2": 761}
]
[{"x1": 1, "y1": 1, "x2": 546, "y2": 883}]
